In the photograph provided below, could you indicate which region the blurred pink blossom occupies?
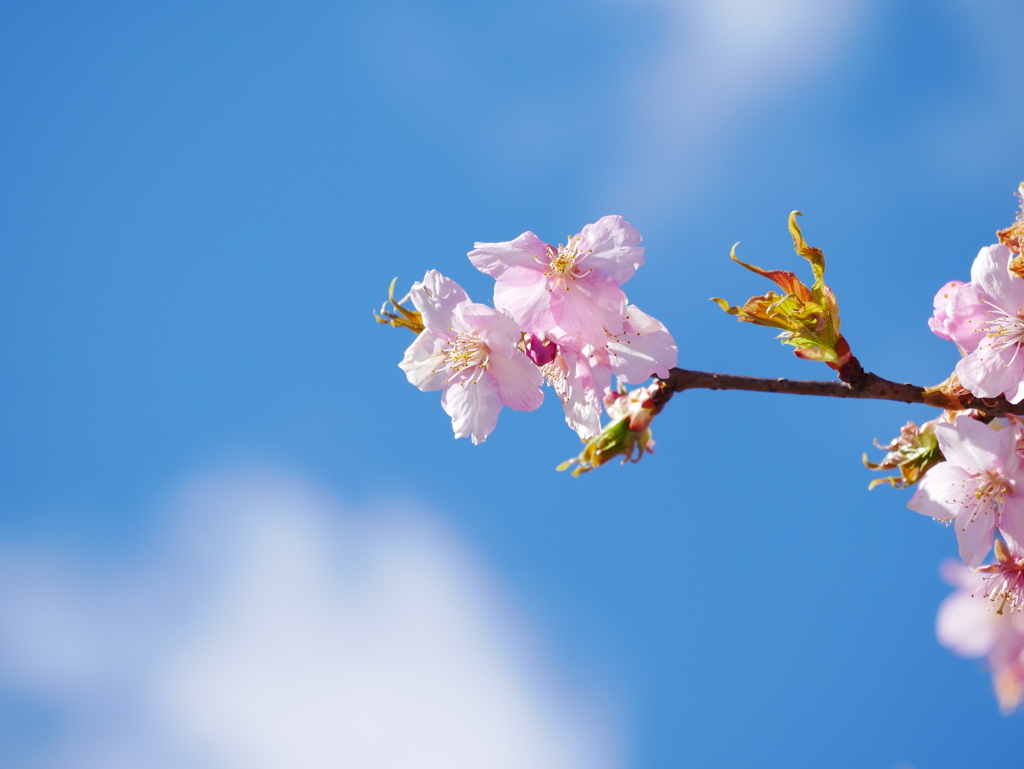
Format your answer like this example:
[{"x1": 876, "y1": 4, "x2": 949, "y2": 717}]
[{"x1": 937, "y1": 559, "x2": 1024, "y2": 713}]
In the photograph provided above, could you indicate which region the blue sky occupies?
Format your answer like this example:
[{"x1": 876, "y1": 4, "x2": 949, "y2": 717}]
[{"x1": 1, "y1": 1, "x2": 1023, "y2": 766}]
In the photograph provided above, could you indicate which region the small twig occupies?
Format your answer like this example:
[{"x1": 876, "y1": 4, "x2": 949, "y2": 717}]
[{"x1": 658, "y1": 368, "x2": 1024, "y2": 418}]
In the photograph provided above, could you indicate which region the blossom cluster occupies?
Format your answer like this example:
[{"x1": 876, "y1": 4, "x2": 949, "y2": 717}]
[
  {"x1": 866, "y1": 185, "x2": 1024, "y2": 710},
  {"x1": 889, "y1": 411, "x2": 1024, "y2": 711},
  {"x1": 381, "y1": 190, "x2": 1024, "y2": 711},
  {"x1": 383, "y1": 216, "x2": 677, "y2": 451}
]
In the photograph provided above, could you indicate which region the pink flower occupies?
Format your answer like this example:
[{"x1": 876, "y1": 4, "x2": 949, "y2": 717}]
[
  {"x1": 539, "y1": 305, "x2": 677, "y2": 441},
  {"x1": 398, "y1": 270, "x2": 543, "y2": 444},
  {"x1": 468, "y1": 216, "x2": 644, "y2": 349},
  {"x1": 908, "y1": 415, "x2": 1024, "y2": 568},
  {"x1": 928, "y1": 279, "x2": 966, "y2": 342},
  {"x1": 976, "y1": 537, "x2": 1024, "y2": 615},
  {"x1": 936, "y1": 559, "x2": 1024, "y2": 713},
  {"x1": 586, "y1": 304, "x2": 678, "y2": 393},
  {"x1": 942, "y1": 244, "x2": 1024, "y2": 402},
  {"x1": 540, "y1": 345, "x2": 603, "y2": 440}
]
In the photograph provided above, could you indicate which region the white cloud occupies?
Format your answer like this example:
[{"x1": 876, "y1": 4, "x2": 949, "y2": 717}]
[
  {"x1": 599, "y1": 0, "x2": 872, "y2": 212},
  {"x1": 0, "y1": 473, "x2": 623, "y2": 769}
]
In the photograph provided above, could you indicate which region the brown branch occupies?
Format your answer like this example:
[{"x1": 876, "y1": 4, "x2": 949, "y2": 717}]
[{"x1": 657, "y1": 368, "x2": 1024, "y2": 418}]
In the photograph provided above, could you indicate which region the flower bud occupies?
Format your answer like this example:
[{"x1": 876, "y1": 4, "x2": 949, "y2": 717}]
[
  {"x1": 556, "y1": 417, "x2": 654, "y2": 476},
  {"x1": 712, "y1": 212, "x2": 857, "y2": 378},
  {"x1": 524, "y1": 334, "x2": 558, "y2": 366},
  {"x1": 604, "y1": 383, "x2": 662, "y2": 431},
  {"x1": 559, "y1": 382, "x2": 668, "y2": 476}
]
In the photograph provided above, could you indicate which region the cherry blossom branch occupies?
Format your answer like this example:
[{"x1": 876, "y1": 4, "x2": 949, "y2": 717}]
[{"x1": 657, "y1": 368, "x2": 1024, "y2": 418}]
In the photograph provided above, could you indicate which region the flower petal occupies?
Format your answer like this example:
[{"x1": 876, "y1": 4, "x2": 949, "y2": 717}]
[
  {"x1": 908, "y1": 462, "x2": 974, "y2": 520},
  {"x1": 398, "y1": 330, "x2": 449, "y2": 391},
  {"x1": 539, "y1": 348, "x2": 602, "y2": 439},
  {"x1": 492, "y1": 265, "x2": 557, "y2": 335},
  {"x1": 939, "y1": 557, "x2": 977, "y2": 590},
  {"x1": 945, "y1": 283, "x2": 989, "y2": 353},
  {"x1": 549, "y1": 271, "x2": 626, "y2": 349},
  {"x1": 994, "y1": 662, "x2": 1024, "y2": 714},
  {"x1": 487, "y1": 350, "x2": 544, "y2": 412},
  {"x1": 956, "y1": 503, "x2": 997, "y2": 568},
  {"x1": 604, "y1": 305, "x2": 678, "y2": 383},
  {"x1": 933, "y1": 416, "x2": 1008, "y2": 474},
  {"x1": 410, "y1": 270, "x2": 471, "y2": 334},
  {"x1": 441, "y1": 374, "x2": 503, "y2": 444},
  {"x1": 457, "y1": 303, "x2": 521, "y2": 357},
  {"x1": 585, "y1": 346, "x2": 614, "y2": 398},
  {"x1": 1007, "y1": 377, "x2": 1024, "y2": 405},
  {"x1": 957, "y1": 342, "x2": 1024, "y2": 401},
  {"x1": 998, "y1": 495, "x2": 1024, "y2": 551},
  {"x1": 971, "y1": 243, "x2": 1024, "y2": 310},
  {"x1": 577, "y1": 215, "x2": 645, "y2": 286},
  {"x1": 936, "y1": 583, "x2": 994, "y2": 658},
  {"x1": 562, "y1": 347, "x2": 602, "y2": 439},
  {"x1": 928, "y1": 280, "x2": 966, "y2": 341},
  {"x1": 469, "y1": 231, "x2": 550, "y2": 278}
]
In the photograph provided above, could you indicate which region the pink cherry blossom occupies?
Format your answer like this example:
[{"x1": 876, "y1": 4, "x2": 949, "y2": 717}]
[
  {"x1": 468, "y1": 215, "x2": 644, "y2": 349},
  {"x1": 398, "y1": 270, "x2": 543, "y2": 444},
  {"x1": 540, "y1": 345, "x2": 603, "y2": 440},
  {"x1": 928, "y1": 279, "x2": 966, "y2": 343},
  {"x1": 941, "y1": 244, "x2": 1024, "y2": 402},
  {"x1": 908, "y1": 415, "x2": 1024, "y2": 568},
  {"x1": 538, "y1": 305, "x2": 677, "y2": 440},
  {"x1": 937, "y1": 559, "x2": 1024, "y2": 713},
  {"x1": 976, "y1": 537, "x2": 1024, "y2": 614},
  {"x1": 586, "y1": 304, "x2": 678, "y2": 394}
]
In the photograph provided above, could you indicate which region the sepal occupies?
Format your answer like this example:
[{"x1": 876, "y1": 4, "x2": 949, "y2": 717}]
[
  {"x1": 999, "y1": 183, "x2": 1024, "y2": 276},
  {"x1": 375, "y1": 277, "x2": 425, "y2": 334},
  {"x1": 864, "y1": 419, "x2": 944, "y2": 489}
]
